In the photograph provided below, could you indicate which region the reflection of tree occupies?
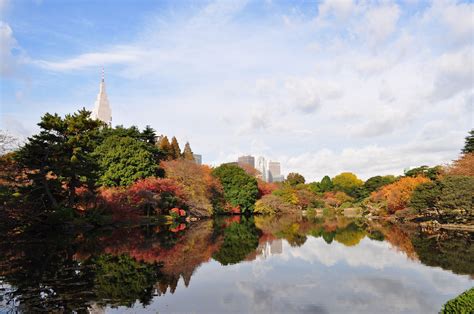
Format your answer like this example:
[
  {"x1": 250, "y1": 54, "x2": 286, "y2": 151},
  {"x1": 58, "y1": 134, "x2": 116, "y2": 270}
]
[
  {"x1": 213, "y1": 218, "x2": 260, "y2": 265},
  {"x1": 275, "y1": 223, "x2": 307, "y2": 247},
  {"x1": 411, "y1": 231, "x2": 474, "y2": 276},
  {"x1": 334, "y1": 223, "x2": 366, "y2": 247},
  {"x1": 90, "y1": 254, "x2": 160, "y2": 307}
]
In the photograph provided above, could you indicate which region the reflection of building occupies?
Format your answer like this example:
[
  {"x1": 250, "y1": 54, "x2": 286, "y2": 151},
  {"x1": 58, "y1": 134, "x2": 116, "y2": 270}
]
[
  {"x1": 270, "y1": 239, "x2": 282, "y2": 254},
  {"x1": 238, "y1": 155, "x2": 255, "y2": 168},
  {"x1": 91, "y1": 69, "x2": 112, "y2": 126},
  {"x1": 253, "y1": 239, "x2": 283, "y2": 260},
  {"x1": 193, "y1": 154, "x2": 202, "y2": 165}
]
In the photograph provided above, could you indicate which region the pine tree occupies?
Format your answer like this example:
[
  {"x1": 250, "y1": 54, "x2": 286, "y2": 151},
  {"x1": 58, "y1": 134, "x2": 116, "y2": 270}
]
[
  {"x1": 462, "y1": 129, "x2": 474, "y2": 154},
  {"x1": 183, "y1": 142, "x2": 194, "y2": 161},
  {"x1": 141, "y1": 125, "x2": 157, "y2": 145},
  {"x1": 170, "y1": 136, "x2": 181, "y2": 160},
  {"x1": 159, "y1": 136, "x2": 173, "y2": 160}
]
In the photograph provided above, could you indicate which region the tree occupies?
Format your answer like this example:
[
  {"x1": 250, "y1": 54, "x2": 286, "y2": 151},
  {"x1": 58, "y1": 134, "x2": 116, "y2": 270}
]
[
  {"x1": 141, "y1": 125, "x2": 157, "y2": 145},
  {"x1": 436, "y1": 176, "x2": 474, "y2": 215},
  {"x1": 212, "y1": 164, "x2": 259, "y2": 214},
  {"x1": 16, "y1": 109, "x2": 102, "y2": 208},
  {"x1": 364, "y1": 175, "x2": 396, "y2": 193},
  {"x1": 461, "y1": 129, "x2": 474, "y2": 154},
  {"x1": 286, "y1": 172, "x2": 305, "y2": 186},
  {"x1": 182, "y1": 142, "x2": 194, "y2": 161},
  {"x1": 404, "y1": 165, "x2": 442, "y2": 180},
  {"x1": 444, "y1": 153, "x2": 474, "y2": 176},
  {"x1": 410, "y1": 181, "x2": 441, "y2": 212},
  {"x1": 0, "y1": 130, "x2": 18, "y2": 155},
  {"x1": 332, "y1": 172, "x2": 363, "y2": 197},
  {"x1": 94, "y1": 136, "x2": 159, "y2": 187},
  {"x1": 319, "y1": 175, "x2": 333, "y2": 192},
  {"x1": 158, "y1": 136, "x2": 173, "y2": 160},
  {"x1": 170, "y1": 136, "x2": 181, "y2": 160}
]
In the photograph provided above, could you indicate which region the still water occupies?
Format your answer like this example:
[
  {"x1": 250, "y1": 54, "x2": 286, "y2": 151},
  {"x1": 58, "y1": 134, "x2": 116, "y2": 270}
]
[{"x1": 1, "y1": 215, "x2": 472, "y2": 313}]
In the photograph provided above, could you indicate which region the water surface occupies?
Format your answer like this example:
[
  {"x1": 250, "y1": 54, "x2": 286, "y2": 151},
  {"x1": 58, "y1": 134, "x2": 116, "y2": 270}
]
[{"x1": 1, "y1": 215, "x2": 472, "y2": 313}]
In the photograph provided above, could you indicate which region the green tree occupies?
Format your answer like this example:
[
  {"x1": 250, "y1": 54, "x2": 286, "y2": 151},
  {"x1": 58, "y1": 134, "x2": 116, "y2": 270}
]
[
  {"x1": 141, "y1": 125, "x2": 157, "y2": 145},
  {"x1": 404, "y1": 165, "x2": 442, "y2": 180},
  {"x1": 461, "y1": 129, "x2": 474, "y2": 154},
  {"x1": 182, "y1": 142, "x2": 194, "y2": 161},
  {"x1": 319, "y1": 175, "x2": 333, "y2": 192},
  {"x1": 159, "y1": 136, "x2": 173, "y2": 160},
  {"x1": 364, "y1": 175, "x2": 396, "y2": 193},
  {"x1": 437, "y1": 176, "x2": 474, "y2": 215},
  {"x1": 332, "y1": 172, "x2": 363, "y2": 197},
  {"x1": 170, "y1": 136, "x2": 181, "y2": 160},
  {"x1": 94, "y1": 136, "x2": 159, "y2": 186},
  {"x1": 286, "y1": 172, "x2": 305, "y2": 186},
  {"x1": 441, "y1": 288, "x2": 474, "y2": 314},
  {"x1": 16, "y1": 109, "x2": 102, "y2": 208},
  {"x1": 212, "y1": 164, "x2": 258, "y2": 214},
  {"x1": 410, "y1": 181, "x2": 441, "y2": 212}
]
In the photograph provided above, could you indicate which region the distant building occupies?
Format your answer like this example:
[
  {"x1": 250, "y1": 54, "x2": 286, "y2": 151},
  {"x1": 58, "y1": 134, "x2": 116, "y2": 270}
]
[
  {"x1": 193, "y1": 154, "x2": 202, "y2": 165},
  {"x1": 270, "y1": 239, "x2": 282, "y2": 254},
  {"x1": 91, "y1": 68, "x2": 112, "y2": 126},
  {"x1": 256, "y1": 156, "x2": 267, "y2": 182},
  {"x1": 268, "y1": 161, "x2": 282, "y2": 182},
  {"x1": 238, "y1": 155, "x2": 255, "y2": 168}
]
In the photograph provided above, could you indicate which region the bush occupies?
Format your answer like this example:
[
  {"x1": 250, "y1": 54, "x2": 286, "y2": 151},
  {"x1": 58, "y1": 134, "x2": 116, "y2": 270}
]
[{"x1": 212, "y1": 164, "x2": 259, "y2": 214}]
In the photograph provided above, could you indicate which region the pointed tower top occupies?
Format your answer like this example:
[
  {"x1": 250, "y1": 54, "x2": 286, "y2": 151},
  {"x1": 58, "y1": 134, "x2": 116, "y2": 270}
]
[
  {"x1": 92, "y1": 67, "x2": 112, "y2": 126},
  {"x1": 101, "y1": 67, "x2": 105, "y2": 82}
]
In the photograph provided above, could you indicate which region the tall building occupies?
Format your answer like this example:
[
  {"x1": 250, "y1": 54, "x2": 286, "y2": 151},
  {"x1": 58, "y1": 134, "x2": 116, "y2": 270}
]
[
  {"x1": 238, "y1": 155, "x2": 255, "y2": 168},
  {"x1": 268, "y1": 161, "x2": 284, "y2": 182},
  {"x1": 91, "y1": 68, "x2": 112, "y2": 126},
  {"x1": 256, "y1": 156, "x2": 267, "y2": 182},
  {"x1": 193, "y1": 154, "x2": 202, "y2": 165}
]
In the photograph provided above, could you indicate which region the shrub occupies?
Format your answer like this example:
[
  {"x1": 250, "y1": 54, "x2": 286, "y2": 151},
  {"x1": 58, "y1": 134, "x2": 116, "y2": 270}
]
[
  {"x1": 212, "y1": 164, "x2": 259, "y2": 214},
  {"x1": 371, "y1": 176, "x2": 430, "y2": 213}
]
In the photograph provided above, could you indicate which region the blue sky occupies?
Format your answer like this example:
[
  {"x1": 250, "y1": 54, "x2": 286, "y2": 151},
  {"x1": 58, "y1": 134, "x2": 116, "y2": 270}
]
[{"x1": 1, "y1": 0, "x2": 473, "y2": 180}]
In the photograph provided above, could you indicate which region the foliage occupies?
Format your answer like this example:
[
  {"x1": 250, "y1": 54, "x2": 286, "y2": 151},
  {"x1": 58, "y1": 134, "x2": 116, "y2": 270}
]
[
  {"x1": 161, "y1": 160, "x2": 224, "y2": 217},
  {"x1": 444, "y1": 153, "x2": 474, "y2": 176},
  {"x1": 94, "y1": 135, "x2": 159, "y2": 187},
  {"x1": 319, "y1": 175, "x2": 334, "y2": 192},
  {"x1": 286, "y1": 172, "x2": 305, "y2": 186},
  {"x1": 0, "y1": 130, "x2": 18, "y2": 155},
  {"x1": 254, "y1": 194, "x2": 298, "y2": 215},
  {"x1": 273, "y1": 186, "x2": 299, "y2": 205},
  {"x1": 213, "y1": 219, "x2": 260, "y2": 265},
  {"x1": 323, "y1": 191, "x2": 353, "y2": 208},
  {"x1": 364, "y1": 175, "x2": 396, "y2": 193},
  {"x1": 440, "y1": 288, "x2": 474, "y2": 314},
  {"x1": 141, "y1": 125, "x2": 157, "y2": 145},
  {"x1": 212, "y1": 164, "x2": 259, "y2": 214},
  {"x1": 257, "y1": 180, "x2": 278, "y2": 198},
  {"x1": 436, "y1": 176, "x2": 474, "y2": 215},
  {"x1": 410, "y1": 181, "x2": 440, "y2": 211},
  {"x1": 461, "y1": 129, "x2": 474, "y2": 154},
  {"x1": 332, "y1": 172, "x2": 363, "y2": 197},
  {"x1": 170, "y1": 136, "x2": 181, "y2": 160},
  {"x1": 182, "y1": 142, "x2": 194, "y2": 160},
  {"x1": 16, "y1": 109, "x2": 102, "y2": 208},
  {"x1": 404, "y1": 165, "x2": 442, "y2": 180},
  {"x1": 370, "y1": 176, "x2": 430, "y2": 213},
  {"x1": 158, "y1": 136, "x2": 173, "y2": 160},
  {"x1": 334, "y1": 223, "x2": 366, "y2": 247}
]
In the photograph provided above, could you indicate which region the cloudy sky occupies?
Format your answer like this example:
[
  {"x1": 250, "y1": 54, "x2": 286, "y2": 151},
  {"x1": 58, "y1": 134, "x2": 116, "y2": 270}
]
[{"x1": 1, "y1": 0, "x2": 473, "y2": 180}]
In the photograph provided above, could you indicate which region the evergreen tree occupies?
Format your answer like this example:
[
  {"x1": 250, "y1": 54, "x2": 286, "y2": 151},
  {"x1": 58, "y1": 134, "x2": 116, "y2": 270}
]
[
  {"x1": 159, "y1": 136, "x2": 173, "y2": 160},
  {"x1": 141, "y1": 125, "x2": 157, "y2": 145},
  {"x1": 319, "y1": 175, "x2": 333, "y2": 192},
  {"x1": 462, "y1": 129, "x2": 474, "y2": 154},
  {"x1": 170, "y1": 136, "x2": 181, "y2": 160},
  {"x1": 16, "y1": 109, "x2": 102, "y2": 208},
  {"x1": 182, "y1": 142, "x2": 194, "y2": 161}
]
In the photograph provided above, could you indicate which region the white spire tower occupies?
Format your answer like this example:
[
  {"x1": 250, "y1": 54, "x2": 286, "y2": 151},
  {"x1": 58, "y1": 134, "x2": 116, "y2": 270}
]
[{"x1": 91, "y1": 67, "x2": 112, "y2": 126}]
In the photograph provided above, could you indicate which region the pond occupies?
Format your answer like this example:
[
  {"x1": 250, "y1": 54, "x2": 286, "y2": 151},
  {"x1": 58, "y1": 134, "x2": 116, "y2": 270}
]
[{"x1": 0, "y1": 215, "x2": 472, "y2": 313}]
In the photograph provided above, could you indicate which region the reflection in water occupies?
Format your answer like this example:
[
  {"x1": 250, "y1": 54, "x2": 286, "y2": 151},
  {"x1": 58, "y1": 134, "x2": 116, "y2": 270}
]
[{"x1": 0, "y1": 215, "x2": 472, "y2": 313}]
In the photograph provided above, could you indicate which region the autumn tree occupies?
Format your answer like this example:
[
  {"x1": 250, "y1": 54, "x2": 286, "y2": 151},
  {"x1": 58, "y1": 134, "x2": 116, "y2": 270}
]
[
  {"x1": 444, "y1": 153, "x2": 474, "y2": 176},
  {"x1": 332, "y1": 172, "x2": 363, "y2": 197},
  {"x1": 286, "y1": 172, "x2": 305, "y2": 186},
  {"x1": 16, "y1": 109, "x2": 102, "y2": 208},
  {"x1": 212, "y1": 164, "x2": 259, "y2": 214},
  {"x1": 170, "y1": 137, "x2": 181, "y2": 160},
  {"x1": 461, "y1": 129, "x2": 474, "y2": 154},
  {"x1": 182, "y1": 142, "x2": 194, "y2": 161},
  {"x1": 0, "y1": 130, "x2": 18, "y2": 155},
  {"x1": 159, "y1": 136, "x2": 173, "y2": 160}
]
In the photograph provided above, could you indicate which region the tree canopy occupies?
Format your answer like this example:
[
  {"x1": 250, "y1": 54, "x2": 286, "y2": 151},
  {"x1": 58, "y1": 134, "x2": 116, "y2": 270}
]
[
  {"x1": 332, "y1": 172, "x2": 363, "y2": 196},
  {"x1": 461, "y1": 129, "x2": 474, "y2": 154},
  {"x1": 286, "y1": 172, "x2": 305, "y2": 186}
]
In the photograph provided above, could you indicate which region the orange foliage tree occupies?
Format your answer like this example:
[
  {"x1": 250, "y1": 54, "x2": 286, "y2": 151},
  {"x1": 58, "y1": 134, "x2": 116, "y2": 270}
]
[
  {"x1": 161, "y1": 160, "x2": 225, "y2": 217},
  {"x1": 444, "y1": 153, "x2": 474, "y2": 176},
  {"x1": 370, "y1": 176, "x2": 430, "y2": 213}
]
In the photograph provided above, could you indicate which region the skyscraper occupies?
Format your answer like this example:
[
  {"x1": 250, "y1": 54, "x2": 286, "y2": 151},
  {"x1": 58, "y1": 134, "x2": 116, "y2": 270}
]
[
  {"x1": 256, "y1": 156, "x2": 267, "y2": 182},
  {"x1": 91, "y1": 68, "x2": 112, "y2": 126},
  {"x1": 238, "y1": 155, "x2": 255, "y2": 168},
  {"x1": 193, "y1": 154, "x2": 202, "y2": 165},
  {"x1": 268, "y1": 161, "x2": 284, "y2": 182}
]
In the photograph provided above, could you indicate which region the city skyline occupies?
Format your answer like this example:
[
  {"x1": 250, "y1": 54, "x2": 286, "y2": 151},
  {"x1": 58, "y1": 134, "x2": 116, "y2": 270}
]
[{"x1": 1, "y1": 0, "x2": 472, "y2": 181}]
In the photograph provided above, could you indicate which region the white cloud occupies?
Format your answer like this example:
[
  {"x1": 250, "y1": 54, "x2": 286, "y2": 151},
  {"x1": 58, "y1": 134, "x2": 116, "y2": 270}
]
[
  {"x1": 361, "y1": 3, "x2": 401, "y2": 44},
  {"x1": 0, "y1": 21, "x2": 20, "y2": 77}
]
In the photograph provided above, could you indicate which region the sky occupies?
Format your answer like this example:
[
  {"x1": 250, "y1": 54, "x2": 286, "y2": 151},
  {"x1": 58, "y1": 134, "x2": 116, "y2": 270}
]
[{"x1": 0, "y1": 0, "x2": 473, "y2": 181}]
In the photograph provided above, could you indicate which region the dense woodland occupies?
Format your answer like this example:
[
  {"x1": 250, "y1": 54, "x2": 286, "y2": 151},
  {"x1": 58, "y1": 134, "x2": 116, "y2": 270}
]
[{"x1": 0, "y1": 109, "x2": 473, "y2": 230}]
